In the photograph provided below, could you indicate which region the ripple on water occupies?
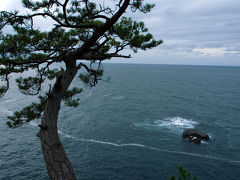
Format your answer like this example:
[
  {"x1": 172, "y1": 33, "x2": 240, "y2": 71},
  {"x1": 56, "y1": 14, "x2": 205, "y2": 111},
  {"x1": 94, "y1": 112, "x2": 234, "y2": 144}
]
[{"x1": 133, "y1": 116, "x2": 198, "y2": 134}]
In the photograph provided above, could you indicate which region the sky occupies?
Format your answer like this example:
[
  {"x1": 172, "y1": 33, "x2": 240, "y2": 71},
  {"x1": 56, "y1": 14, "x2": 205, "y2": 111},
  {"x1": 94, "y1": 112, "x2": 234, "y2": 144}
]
[{"x1": 1, "y1": 0, "x2": 240, "y2": 66}]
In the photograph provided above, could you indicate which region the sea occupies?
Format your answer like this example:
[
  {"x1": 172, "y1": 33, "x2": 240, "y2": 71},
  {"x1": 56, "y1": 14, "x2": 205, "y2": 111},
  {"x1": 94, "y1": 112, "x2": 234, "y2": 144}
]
[{"x1": 0, "y1": 64, "x2": 240, "y2": 180}]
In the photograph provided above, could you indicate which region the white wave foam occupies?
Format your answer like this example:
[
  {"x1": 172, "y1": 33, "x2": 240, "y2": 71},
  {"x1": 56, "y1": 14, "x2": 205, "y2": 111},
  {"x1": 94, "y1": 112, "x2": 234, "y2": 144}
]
[
  {"x1": 29, "y1": 121, "x2": 39, "y2": 127},
  {"x1": 112, "y1": 96, "x2": 124, "y2": 100},
  {"x1": 58, "y1": 130, "x2": 78, "y2": 139},
  {"x1": 155, "y1": 117, "x2": 198, "y2": 129},
  {"x1": 57, "y1": 131, "x2": 240, "y2": 164},
  {"x1": 134, "y1": 116, "x2": 198, "y2": 133},
  {"x1": 208, "y1": 133, "x2": 214, "y2": 139},
  {"x1": 27, "y1": 122, "x2": 239, "y2": 164}
]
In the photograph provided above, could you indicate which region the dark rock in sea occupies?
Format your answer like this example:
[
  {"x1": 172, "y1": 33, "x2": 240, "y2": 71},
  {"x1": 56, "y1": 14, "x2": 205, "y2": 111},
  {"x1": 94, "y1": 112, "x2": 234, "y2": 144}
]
[{"x1": 183, "y1": 128, "x2": 209, "y2": 144}]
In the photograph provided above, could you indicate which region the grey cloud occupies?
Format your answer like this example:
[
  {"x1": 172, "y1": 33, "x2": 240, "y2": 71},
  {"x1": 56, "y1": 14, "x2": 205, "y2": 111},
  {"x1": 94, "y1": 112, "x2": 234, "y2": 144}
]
[
  {"x1": 132, "y1": 0, "x2": 240, "y2": 65},
  {"x1": 1, "y1": 0, "x2": 23, "y2": 11},
  {"x1": 1, "y1": 0, "x2": 240, "y2": 65}
]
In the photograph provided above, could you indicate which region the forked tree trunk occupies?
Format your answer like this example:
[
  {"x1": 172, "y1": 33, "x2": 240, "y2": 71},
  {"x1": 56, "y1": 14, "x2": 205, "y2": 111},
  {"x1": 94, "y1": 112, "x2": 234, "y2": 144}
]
[{"x1": 38, "y1": 62, "x2": 78, "y2": 180}]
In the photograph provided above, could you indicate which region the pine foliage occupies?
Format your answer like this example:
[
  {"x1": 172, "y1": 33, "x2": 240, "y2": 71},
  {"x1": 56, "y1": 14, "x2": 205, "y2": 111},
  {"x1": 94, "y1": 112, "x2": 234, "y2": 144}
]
[{"x1": 0, "y1": 0, "x2": 163, "y2": 128}]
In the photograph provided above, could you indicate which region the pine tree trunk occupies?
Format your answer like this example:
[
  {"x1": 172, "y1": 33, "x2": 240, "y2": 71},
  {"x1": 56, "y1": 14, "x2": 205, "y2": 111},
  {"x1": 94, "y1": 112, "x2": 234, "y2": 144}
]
[{"x1": 38, "y1": 62, "x2": 78, "y2": 180}]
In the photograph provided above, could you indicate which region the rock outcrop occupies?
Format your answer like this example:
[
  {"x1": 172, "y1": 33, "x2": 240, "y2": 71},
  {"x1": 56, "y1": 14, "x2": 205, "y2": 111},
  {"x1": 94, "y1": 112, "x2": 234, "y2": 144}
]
[{"x1": 183, "y1": 128, "x2": 209, "y2": 144}]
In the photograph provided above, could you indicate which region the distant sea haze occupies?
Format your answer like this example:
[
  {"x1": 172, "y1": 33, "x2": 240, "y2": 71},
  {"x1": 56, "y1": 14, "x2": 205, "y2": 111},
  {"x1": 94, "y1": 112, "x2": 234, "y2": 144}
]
[{"x1": 1, "y1": 64, "x2": 240, "y2": 180}]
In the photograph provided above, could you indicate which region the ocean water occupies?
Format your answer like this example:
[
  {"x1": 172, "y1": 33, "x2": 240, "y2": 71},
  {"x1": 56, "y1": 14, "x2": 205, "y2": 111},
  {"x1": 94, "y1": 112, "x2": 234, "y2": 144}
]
[{"x1": 0, "y1": 64, "x2": 240, "y2": 180}]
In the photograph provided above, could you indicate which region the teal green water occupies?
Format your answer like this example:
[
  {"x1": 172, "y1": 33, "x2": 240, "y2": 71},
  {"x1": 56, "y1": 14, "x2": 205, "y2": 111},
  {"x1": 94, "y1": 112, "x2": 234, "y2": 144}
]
[{"x1": 1, "y1": 64, "x2": 240, "y2": 179}]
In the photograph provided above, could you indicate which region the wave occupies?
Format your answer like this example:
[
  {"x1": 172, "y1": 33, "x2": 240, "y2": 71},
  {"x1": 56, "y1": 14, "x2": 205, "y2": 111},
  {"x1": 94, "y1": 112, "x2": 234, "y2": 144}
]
[
  {"x1": 28, "y1": 122, "x2": 239, "y2": 164},
  {"x1": 155, "y1": 117, "x2": 198, "y2": 129},
  {"x1": 134, "y1": 116, "x2": 198, "y2": 133},
  {"x1": 58, "y1": 131, "x2": 240, "y2": 164},
  {"x1": 112, "y1": 96, "x2": 124, "y2": 100},
  {"x1": 0, "y1": 108, "x2": 13, "y2": 116},
  {"x1": 58, "y1": 130, "x2": 78, "y2": 139},
  {"x1": 29, "y1": 121, "x2": 39, "y2": 127}
]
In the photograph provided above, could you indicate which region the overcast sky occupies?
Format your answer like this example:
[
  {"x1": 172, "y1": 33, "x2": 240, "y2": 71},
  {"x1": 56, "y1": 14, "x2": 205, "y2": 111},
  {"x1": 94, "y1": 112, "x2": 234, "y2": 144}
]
[{"x1": 1, "y1": 0, "x2": 240, "y2": 66}]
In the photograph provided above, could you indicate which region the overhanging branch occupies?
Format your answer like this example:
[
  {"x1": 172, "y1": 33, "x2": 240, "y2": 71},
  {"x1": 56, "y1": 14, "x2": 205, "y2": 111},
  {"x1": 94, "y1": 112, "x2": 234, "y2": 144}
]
[
  {"x1": 67, "y1": 0, "x2": 131, "y2": 61},
  {"x1": 0, "y1": 11, "x2": 100, "y2": 30},
  {"x1": 76, "y1": 52, "x2": 131, "y2": 61}
]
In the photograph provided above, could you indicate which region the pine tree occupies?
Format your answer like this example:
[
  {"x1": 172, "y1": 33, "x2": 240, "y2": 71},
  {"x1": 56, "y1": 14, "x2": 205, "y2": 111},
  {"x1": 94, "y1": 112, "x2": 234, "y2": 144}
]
[{"x1": 0, "y1": 0, "x2": 162, "y2": 179}]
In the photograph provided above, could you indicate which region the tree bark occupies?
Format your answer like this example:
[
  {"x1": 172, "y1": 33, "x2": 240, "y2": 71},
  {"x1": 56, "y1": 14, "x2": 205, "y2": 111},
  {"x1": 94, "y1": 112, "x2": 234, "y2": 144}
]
[
  {"x1": 38, "y1": 62, "x2": 78, "y2": 180},
  {"x1": 36, "y1": 2, "x2": 131, "y2": 178}
]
